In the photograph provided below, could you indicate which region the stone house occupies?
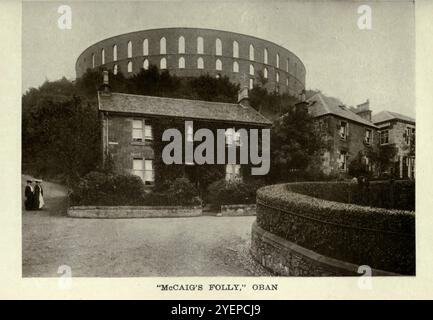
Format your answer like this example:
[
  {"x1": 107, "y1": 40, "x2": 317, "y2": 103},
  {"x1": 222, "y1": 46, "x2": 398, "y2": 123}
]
[
  {"x1": 304, "y1": 92, "x2": 379, "y2": 176},
  {"x1": 97, "y1": 73, "x2": 271, "y2": 187},
  {"x1": 372, "y1": 111, "x2": 415, "y2": 179}
]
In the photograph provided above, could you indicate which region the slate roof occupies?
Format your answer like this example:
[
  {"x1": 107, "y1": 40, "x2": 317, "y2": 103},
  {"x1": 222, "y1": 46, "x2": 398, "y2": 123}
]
[
  {"x1": 98, "y1": 92, "x2": 272, "y2": 126},
  {"x1": 372, "y1": 110, "x2": 415, "y2": 125},
  {"x1": 307, "y1": 93, "x2": 377, "y2": 128}
]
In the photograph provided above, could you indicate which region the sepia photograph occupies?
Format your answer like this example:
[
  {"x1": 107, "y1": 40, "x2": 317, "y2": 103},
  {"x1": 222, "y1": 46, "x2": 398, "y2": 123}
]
[{"x1": 21, "y1": 0, "x2": 415, "y2": 279}]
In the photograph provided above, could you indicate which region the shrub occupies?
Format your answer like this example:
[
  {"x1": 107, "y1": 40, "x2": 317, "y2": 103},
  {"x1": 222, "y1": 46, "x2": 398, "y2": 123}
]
[
  {"x1": 286, "y1": 180, "x2": 415, "y2": 211},
  {"x1": 256, "y1": 183, "x2": 415, "y2": 274},
  {"x1": 206, "y1": 179, "x2": 264, "y2": 207},
  {"x1": 70, "y1": 171, "x2": 145, "y2": 206},
  {"x1": 70, "y1": 172, "x2": 201, "y2": 206},
  {"x1": 165, "y1": 177, "x2": 201, "y2": 206}
]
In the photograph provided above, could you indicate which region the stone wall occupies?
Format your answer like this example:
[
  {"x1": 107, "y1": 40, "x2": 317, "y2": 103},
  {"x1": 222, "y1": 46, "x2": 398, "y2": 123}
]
[
  {"x1": 250, "y1": 222, "x2": 398, "y2": 276},
  {"x1": 67, "y1": 205, "x2": 202, "y2": 218},
  {"x1": 220, "y1": 204, "x2": 256, "y2": 216},
  {"x1": 76, "y1": 27, "x2": 306, "y2": 95}
]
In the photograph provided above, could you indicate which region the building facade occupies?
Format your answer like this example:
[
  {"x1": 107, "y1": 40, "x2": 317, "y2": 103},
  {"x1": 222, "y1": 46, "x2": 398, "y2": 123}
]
[
  {"x1": 372, "y1": 111, "x2": 415, "y2": 179},
  {"x1": 76, "y1": 27, "x2": 306, "y2": 95},
  {"x1": 98, "y1": 76, "x2": 271, "y2": 186},
  {"x1": 305, "y1": 93, "x2": 379, "y2": 176}
]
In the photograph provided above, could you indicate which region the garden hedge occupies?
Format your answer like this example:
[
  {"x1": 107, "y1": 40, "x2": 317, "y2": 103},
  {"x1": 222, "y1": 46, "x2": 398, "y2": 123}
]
[{"x1": 256, "y1": 182, "x2": 415, "y2": 274}]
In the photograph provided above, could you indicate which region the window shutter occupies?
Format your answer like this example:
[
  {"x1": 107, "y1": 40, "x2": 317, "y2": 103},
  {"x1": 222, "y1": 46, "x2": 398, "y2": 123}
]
[{"x1": 346, "y1": 122, "x2": 349, "y2": 137}]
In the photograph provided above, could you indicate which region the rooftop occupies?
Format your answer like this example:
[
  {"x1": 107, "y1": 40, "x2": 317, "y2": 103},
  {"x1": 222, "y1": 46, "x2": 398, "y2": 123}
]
[
  {"x1": 372, "y1": 110, "x2": 415, "y2": 124},
  {"x1": 98, "y1": 92, "x2": 272, "y2": 126},
  {"x1": 306, "y1": 92, "x2": 377, "y2": 128}
]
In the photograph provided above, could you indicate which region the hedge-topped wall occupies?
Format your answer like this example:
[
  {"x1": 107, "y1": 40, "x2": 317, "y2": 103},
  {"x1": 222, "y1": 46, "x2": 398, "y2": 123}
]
[{"x1": 255, "y1": 182, "x2": 415, "y2": 275}]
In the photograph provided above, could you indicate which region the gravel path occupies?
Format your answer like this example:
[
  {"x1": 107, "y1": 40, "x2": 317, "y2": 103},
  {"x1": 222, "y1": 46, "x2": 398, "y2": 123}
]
[{"x1": 22, "y1": 177, "x2": 272, "y2": 277}]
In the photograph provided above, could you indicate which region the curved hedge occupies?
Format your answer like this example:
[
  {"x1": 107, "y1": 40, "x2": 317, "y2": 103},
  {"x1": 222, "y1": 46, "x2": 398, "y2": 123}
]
[{"x1": 256, "y1": 182, "x2": 415, "y2": 275}]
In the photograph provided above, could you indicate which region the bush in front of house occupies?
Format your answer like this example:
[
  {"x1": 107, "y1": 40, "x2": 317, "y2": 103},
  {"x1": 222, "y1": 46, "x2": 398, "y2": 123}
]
[
  {"x1": 70, "y1": 172, "x2": 200, "y2": 206},
  {"x1": 206, "y1": 179, "x2": 264, "y2": 207},
  {"x1": 256, "y1": 183, "x2": 415, "y2": 274},
  {"x1": 70, "y1": 171, "x2": 146, "y2": 206}
]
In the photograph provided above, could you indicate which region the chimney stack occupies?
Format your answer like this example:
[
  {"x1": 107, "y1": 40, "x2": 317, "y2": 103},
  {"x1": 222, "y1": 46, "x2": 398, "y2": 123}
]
[
  {"x1": 237, "y1": 86, "x2": 249, "y2": 107},
  {"x1": 300, "y1": 89, "x2": 306, "y2": 102}
]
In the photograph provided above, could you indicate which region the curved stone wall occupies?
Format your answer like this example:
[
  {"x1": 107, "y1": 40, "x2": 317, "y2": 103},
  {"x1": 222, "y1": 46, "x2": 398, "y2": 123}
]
[{"x1": 76, "y1": 27, "x2": 306, "y2": 95}]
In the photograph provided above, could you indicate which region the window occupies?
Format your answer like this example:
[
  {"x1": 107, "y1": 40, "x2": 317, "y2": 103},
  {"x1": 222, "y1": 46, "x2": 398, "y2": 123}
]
[
  {"x1": 144, "y1": 160, "x2": 154, "y2": 184},
  {"x1": 286, "y1": 58, "x2": 290, "y2": 72},
  {"x1": 225, "y1": 128, "x2": 240, "y2": 146},
  {"x1": 101, "y1": 49, "x2": 105, "y2": 64},
  {"x1": 233, "y1": 61, "x2": 239, "y2": 73},
  {"x1": 143, "y1": 39, "x2": 148, "y2": 56},
  {"x1": 132, "y1": 119, "x2": 152, "y2": 142},
  {"x1": 249, "y1": 78, "x2": 254, "y2": 89},
  {"x1": 405, "y1": 127, "x2": 412, "y2": 144},
  {"x1": 233, "y1": 41, "x2": 239, "y2": 58},
  {"x1": 92, "y1": 53, "x2": 95, "y2": 68},
  {"x1": 127, "y1": 41, "x2": 132, "y2": 58},
  {"x1": 249, "y1": 44, "x2": 254, "y2": 61},
  {"x1": 160, "y1": 57, "x2": 167, "y2": 69},
  {"x1": 276, "y1": 71, "x2": 280, "y2": 83},
  {"x1": 132, "y1": 158, "x2": 154, "y2": 185},
  {"x1": 186, "y1": 123, "x2": 193, "y2": 142},
  {"x1": 365, "y1": 129, "x2": 372, "y2": 145},
  {"x1": 113, "y1": 45, "x2": 117, "y2": 61},
  {"x1": 197, "y1": 57, "x2": 204, "y2": 69},
  {"x1": 178, "y1": 36, "x2": 185, "y2": 54},
  {"x1": 264, "y1": 48, "x2": 268, "y2": 64},
  {"x1": 197, "y1": 37, "x2": 204, "y2": 54},
  {"x1": 216, "y1": 59, "x2": 222, "y2": 71},
  {"x1": 160, "y1": 37, "x2": 166, "y2": 54},
  {"x1": 286, "y1": 77, "x2": 289, "y2": 86},
  {"x1": 294, "y1": 62, "x2": 298, "y2": 77},
  {"x1": 127, "y1": 61, "x2": 132, "y2": 73},
  {"x1": 113, "y1": 64, "x2": 118, "y2": 75},
  {"x1": 215, "y1": 38, "x2": 222, "y2": 56},
  {"x1": 249, "y1": 64, "x2": 254, "y2": 76},
  {"x1": 338, "y1": 151, "x2": 347, "y2": 171},
  {"x1": 339, "y1": 121, "x2": 348, "y2": 139},
  {"x1": 263, "y1": 68, "x2": 268, "y2": 79},
  {"x1": 143, "y1": 59, "x2": 149, "y2": 70},
  {"x1": 132, "y1": 119, "x2": 143, "y2": 141},
  {"x1": 225, "y1": 128, "x2": 234, "y2": 145},
  {"x1": 380, "y1": 130, "x2": 389, "y2": 145},
  {"x1": 178, "y1": 57, "x2": 185, "y2": 69},
  {"x1": 276, "y1": 53, "x2": 280, "y2": 68},
  {"x1": 144, "y1": 124, "x2": 153, "y2": 141},
  {"x1": 226, "y1": 164, "x2": 241, "y2": 181}
]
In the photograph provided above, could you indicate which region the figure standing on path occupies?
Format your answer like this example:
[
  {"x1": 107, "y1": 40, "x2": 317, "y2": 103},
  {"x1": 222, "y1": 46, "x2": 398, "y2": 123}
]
[
  {"x1": 24, "y1": 179, "x2": 34, "y2": 210},
  {"x1": 34, "y1": 179, "x2": 45, "y2": 210}
]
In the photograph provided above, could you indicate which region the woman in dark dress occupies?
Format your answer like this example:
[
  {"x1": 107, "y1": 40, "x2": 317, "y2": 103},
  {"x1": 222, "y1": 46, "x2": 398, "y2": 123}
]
[{"x1": 24, "y1": 180, "x2": 34, "y2": 210}]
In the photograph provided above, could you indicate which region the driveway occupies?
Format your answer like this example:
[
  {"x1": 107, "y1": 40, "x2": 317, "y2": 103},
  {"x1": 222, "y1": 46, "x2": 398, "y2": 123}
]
[{"x1": 22, "y1": 176, "x2": 271, "y2": 277}]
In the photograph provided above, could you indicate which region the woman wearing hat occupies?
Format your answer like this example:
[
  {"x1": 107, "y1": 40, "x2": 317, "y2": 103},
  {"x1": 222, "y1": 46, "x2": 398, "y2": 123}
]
[{"x1": 34, "y1": 179, "x2": 44, "y2": 210}]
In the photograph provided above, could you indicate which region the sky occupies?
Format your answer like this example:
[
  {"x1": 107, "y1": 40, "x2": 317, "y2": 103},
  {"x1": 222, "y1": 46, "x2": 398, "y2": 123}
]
[{"x1": 22, "y1": 0, "x2": 415, "y2": 117}]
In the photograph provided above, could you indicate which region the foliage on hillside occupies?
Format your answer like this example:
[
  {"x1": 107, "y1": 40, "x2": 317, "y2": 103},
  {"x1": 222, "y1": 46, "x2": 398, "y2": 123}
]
[{"x1": 22, "y1": 65, "x2": 306, "y2": 185}]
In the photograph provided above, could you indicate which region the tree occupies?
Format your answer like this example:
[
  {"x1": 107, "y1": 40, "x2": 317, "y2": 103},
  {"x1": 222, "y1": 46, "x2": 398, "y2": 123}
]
[
  {"x1": 367, "y1": 144, "x2": 398, "y2": 177},
  {"x1": 269, "y1": 103, "x2": 323, "y2": 182}
]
